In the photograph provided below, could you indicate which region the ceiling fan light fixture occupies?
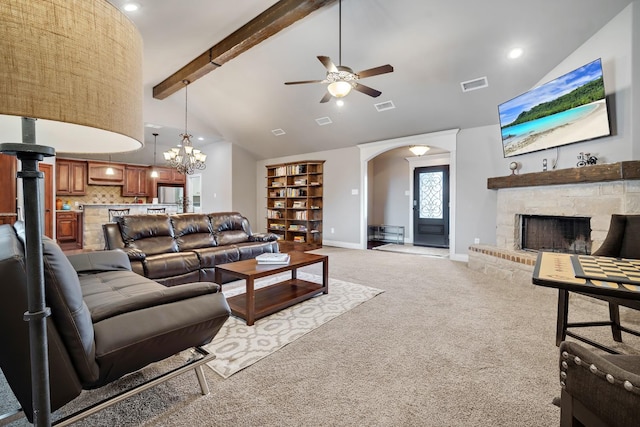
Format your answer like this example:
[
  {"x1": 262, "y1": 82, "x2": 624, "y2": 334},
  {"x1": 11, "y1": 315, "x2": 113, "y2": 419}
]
[
  {"x1": 409, "y1": 145, "x2": 430, "y2": 156},
  {"x1": 327, "y1": 81, "x2": 353, "y2": 98}
]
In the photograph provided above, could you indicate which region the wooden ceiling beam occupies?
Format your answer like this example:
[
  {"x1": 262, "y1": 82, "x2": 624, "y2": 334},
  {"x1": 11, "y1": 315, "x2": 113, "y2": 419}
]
[{"x1": 153, "y1": 0, "x2": 336, "y2": 100}]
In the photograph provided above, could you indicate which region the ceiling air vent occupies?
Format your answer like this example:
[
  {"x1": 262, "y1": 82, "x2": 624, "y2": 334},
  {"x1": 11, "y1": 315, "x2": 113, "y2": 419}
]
[
  {"x1": 460, "y1": 76, "x2": 489, "y2": 92},
  {"x1": 374, "y1": 100, "x2": 395, "y2": 112},
  {"x1": 271, "y1": 128, "x2": 286, "y2": 136},
  {"x1": 315, "y1": 117, "x2": 332, "y2": 126}
]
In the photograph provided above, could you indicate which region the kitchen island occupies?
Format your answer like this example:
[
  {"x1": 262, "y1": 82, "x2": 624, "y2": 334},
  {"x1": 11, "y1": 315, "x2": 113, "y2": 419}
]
[{"x1": 82, "y1": 203, "x2": 179, "y2": 250}]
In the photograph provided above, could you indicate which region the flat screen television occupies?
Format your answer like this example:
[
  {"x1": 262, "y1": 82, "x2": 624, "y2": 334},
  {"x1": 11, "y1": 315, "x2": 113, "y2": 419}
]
[{"x1": 498, "y1": 58, "x2": 611, "y2": 158}]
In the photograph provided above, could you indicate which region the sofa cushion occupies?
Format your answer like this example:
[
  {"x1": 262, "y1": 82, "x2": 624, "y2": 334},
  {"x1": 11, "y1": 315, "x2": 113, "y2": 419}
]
[
  {"x1": 171, "y1": 213, "x2": 216, "y2": 251},
  {"x1": 143, "y1": 252, "x2": 201, "y2": 280},
  {"x1": 193, "y1": 246, "x2": 240, "y2": 268},
  {"x1": 217, "y1": 229, "x2": 250, "y2": 245},
  {"x1": 40, "y1": 236, "x2": 99, "y2": 385},
  {"x1": 79, "y1": 270, "x2": 219, "y2": 322},
  {"x1": 235, "y1": 241, "x2": 278, "y2": 260},
  {"x1": 210, "y1": 212, "x2": 249, "y2": 233},
  {"x1": 117, "y1": 215, "x2": 178, "y2": 256}
]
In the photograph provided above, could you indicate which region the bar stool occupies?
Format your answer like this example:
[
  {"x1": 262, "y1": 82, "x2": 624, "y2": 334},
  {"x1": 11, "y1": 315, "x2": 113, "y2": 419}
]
[{"x1": 108, "y1": 208, "x2": 130, "y2": 222}]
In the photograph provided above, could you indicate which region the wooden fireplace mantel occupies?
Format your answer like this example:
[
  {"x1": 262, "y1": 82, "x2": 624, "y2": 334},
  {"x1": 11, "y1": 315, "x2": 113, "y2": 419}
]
[{"x1": 487, "y1": 161, "x2": 640, "y2": 190}]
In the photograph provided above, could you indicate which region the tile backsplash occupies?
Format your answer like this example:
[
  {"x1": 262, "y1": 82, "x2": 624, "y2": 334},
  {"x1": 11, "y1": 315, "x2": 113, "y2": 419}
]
[{"x1": 57, "y1": 185, "x2": 145, "y2": 207}]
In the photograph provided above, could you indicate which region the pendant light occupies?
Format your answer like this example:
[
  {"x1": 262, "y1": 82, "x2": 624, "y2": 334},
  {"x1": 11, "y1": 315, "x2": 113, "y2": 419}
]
[
  {"x1": 106, "y1": 154, "x2": 115, "y2": 175},
  {"x1": 163, "y1": 80, "x2": 207, "y2": 175},
  {"x1": 150, "y1": 132, "x2": 159, "y2": 178},
  {"x1": 409, "y1": 146, "x2": 430, "y2": 156}
]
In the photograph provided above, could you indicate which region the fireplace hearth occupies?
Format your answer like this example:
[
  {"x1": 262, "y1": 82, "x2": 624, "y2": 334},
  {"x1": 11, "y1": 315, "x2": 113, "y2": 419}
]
[{"x1": 519, "y1": 215, "x2": 591, "y2": 254}]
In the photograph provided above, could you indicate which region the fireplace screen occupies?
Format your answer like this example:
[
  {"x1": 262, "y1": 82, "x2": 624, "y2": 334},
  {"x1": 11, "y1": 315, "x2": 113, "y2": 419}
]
[{"x1": 520, "y1": 215, "x2": 591, "y2": 254}]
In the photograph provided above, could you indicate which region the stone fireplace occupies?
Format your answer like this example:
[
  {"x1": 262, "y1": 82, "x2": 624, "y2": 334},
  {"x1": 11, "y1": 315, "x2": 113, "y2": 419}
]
[
  {"x1": 519, "y1": 214, "x2": 591, "y2": 254},
  {"x1": 468, "y1": 161, "x2": 640, "y2": 284}
]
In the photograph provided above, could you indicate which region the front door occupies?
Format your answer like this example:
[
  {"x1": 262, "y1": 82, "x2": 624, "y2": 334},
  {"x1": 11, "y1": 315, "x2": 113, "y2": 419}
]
[{"x1": 413, "y1": 165, "x2": 449, "y2": 247}]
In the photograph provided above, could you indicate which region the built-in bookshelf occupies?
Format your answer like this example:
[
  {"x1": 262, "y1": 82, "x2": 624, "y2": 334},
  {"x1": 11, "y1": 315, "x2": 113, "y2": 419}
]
[{"x1": 266, "y1": 160, "x2": 324, "y2": 252}]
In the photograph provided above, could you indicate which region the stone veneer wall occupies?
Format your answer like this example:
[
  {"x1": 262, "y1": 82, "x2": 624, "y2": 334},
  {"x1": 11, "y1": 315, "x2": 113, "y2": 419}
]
[
  {"x1": 496, "y1": 180, "x2": 640, "y2": 252},
  {"x1": 469, "y1": 178, "x2": 640, "y2": 284}
]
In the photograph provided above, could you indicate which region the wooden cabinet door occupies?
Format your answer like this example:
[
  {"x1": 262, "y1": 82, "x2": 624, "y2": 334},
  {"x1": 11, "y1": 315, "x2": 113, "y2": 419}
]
[
  {"x1": 56, "y1": 160, "x2": 72, "y2": 194},
  {"x1": 0, "y1": 153, "x2": 17, "y2": 214},
  {"x1": 56, "y1": 212, "x2": 77, "y2": 242},
  {"x1": 70, "y1": 162, "x2": 86, "y2": 194},
  {"x1": 56, "y1": 159, "x2": 86, "y2": 195},
  {"x1": 123, "y1": 166, "x2": 149, "y2": 196}
]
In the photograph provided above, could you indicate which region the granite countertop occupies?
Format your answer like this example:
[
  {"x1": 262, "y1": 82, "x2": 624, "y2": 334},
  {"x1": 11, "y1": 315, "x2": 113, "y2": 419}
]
[
  {"x1": 0, "y1": 213, "x2": 17, "y2": 217},
  {"x1": 55, "y1": 210, "x2": 83, "y2": 213},
  {"x1": 81, "y1": 203, "x2": 176, "y2": 207}
]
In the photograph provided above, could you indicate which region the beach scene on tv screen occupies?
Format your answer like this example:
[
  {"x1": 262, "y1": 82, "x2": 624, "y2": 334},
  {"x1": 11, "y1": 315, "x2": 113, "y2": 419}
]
[{"x1": 499, "y1": 58, "x2": 610, "y2": 157}]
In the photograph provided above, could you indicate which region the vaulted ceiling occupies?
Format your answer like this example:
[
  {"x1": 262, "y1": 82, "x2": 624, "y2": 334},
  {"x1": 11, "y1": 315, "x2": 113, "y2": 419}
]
[{"x1": 100, "y1": 0, "x2": 633, "y2": 164}]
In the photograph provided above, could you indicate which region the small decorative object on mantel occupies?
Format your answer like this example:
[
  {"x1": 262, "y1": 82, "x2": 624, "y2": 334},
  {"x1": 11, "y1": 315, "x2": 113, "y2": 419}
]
[
  {"x1": 509, "y1": 161, "x2": 519, "y2": 175},
  {"x1": 577, "y1": 152, "x2": 598, "y2": 167}
]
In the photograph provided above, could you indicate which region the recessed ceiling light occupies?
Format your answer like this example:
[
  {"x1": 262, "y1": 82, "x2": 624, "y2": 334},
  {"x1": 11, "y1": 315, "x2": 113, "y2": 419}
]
[
  {"x1": 123, "y1": 3, "x2": 140, "y2": 12},
  {"x1": 315, "y1": 117, "x2": 332, "y2": 126},
  {"x1": 508, "y1": 47, "x2": 523, "y2": 59},
  {"x1": 197, "y1": 137, "x2": 204, "y2": 141},
  {"x1": 336, "y1": 100, "x2": 344, "y2": 107}
]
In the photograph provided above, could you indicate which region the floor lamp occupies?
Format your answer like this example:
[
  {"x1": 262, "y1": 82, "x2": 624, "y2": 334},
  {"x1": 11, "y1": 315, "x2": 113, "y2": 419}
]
[{"x1": 0, "y1": 1, "x2": 143, "y2": 425}]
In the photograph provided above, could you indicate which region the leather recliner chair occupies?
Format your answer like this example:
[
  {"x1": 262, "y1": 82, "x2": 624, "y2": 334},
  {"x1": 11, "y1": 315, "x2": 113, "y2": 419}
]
[{"x1": 0, "y1": 222, "x2": 230, "y2": 424}]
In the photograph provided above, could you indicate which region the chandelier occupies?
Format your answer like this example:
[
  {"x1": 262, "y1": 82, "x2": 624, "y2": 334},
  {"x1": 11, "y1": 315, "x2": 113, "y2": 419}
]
[{"x1": 163, "y1": 80, "x2": 206, "y2": 174}]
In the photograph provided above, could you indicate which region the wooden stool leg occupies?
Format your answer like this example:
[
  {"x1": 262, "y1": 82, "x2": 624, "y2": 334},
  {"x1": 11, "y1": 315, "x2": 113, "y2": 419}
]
[
  {"x1": 609, "y1": 302, "x2": 623, "y2": 342},
  {"x1": 557, "y1": 289, "x2": 569, "y2": 346}
]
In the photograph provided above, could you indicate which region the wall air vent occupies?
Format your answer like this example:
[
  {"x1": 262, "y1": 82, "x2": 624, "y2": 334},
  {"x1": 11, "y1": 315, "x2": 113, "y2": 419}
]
[
  {"x1": 271, "y1": 128, "x2": 286, "y2": 136},
  {"x1": 460, "y1": 76, "x2": 489, "y2": 92},
  {"x1": 315, "y1": 117, "x2": 333, "y2": 126},
  {"x1": 374, "y1": 100, "x2": 395, "y2": 112}
]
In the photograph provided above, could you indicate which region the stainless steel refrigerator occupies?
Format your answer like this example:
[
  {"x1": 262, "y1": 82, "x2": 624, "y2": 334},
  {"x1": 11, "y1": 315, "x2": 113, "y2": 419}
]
[{"x1": 158, "y1": 186, "x2": 184, "y2": 211}]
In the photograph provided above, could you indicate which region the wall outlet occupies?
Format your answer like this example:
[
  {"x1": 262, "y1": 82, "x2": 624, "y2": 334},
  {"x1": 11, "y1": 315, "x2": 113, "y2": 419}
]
[
  {"x1": 330, "y1": 227, "x2": 335, "y2": 234},
  {"x1": 474, "y1": 237, "x2": 480, "y2": 244}
]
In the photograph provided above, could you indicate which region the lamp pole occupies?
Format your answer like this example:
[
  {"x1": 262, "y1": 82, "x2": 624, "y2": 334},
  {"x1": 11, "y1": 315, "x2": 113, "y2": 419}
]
[{"x1": 0, "y1": 118, "x2": 55, "y2": 426}]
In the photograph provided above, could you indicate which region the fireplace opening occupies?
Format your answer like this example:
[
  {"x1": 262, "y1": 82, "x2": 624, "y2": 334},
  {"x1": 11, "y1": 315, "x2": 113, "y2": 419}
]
[{"x1": 519, "y1": 215, "x2": 591, "y2": 254}]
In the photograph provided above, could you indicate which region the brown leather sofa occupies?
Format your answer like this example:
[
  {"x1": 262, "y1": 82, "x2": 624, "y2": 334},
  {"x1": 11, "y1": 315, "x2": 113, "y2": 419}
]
[
  {"x1": 0, "y1": 222, "x2": 230, "y2": 423},
  {"x1": 103, "y1": 212, "x2": 279, "y2": 286}
]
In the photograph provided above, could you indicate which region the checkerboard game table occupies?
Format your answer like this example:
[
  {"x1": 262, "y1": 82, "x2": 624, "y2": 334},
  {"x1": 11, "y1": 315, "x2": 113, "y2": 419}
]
[{"x1": 532, "y1": 252, "x2": 640, "y2": 354}]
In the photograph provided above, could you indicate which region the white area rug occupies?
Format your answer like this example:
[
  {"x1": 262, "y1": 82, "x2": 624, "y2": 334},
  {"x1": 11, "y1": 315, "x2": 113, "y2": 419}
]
[
  {"x1": 372, "y1": 243, "x2": 450, "y2": 258},
  {"x1": 204, "y1": 272, "x2": 384, "y2": 378}
]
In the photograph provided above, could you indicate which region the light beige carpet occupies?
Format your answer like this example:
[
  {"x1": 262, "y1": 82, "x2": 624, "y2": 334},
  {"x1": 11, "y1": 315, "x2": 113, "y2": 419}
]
[{"x1": 204, "y1": 272, "x2": 384, "y2": 378}]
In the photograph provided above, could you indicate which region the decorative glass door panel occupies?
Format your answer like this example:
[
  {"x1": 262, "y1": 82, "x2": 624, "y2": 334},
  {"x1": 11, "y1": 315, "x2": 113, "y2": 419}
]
[{"x1": 413, "y1": 165, "x2": 449, "y2": 247}]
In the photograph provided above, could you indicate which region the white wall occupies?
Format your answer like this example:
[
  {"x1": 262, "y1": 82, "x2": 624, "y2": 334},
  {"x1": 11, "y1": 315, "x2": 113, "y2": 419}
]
[
  {"x1": 232, "y1": 143, "x2": 259, "y2": 225},
  {"x1": 200, "y1": 141, "x2": 232, "y2": 213}
]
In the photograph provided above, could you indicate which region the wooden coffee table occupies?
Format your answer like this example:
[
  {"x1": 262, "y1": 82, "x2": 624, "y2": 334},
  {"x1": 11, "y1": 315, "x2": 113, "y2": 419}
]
[{"x1": 214, "y1": 252, "x2": 328, "y2": 326}]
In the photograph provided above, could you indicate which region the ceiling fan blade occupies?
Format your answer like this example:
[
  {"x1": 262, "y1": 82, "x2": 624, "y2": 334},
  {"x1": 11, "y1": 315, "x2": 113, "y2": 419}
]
[
  {"x1": 353, "y1": 83, "x2": 382, "y2": 98},
  {"x1": 320, "y1": 92, "x2": 332, "y2": 103},
  {"x1": 317, "y1": 56, "x2": 338, "y2": 73},
  {"x1": 284, "y1": 79, "x2": 323, "y2": 85},
  {"x1": 356, "y1": 64, "x2": 394, "y2": 79}
]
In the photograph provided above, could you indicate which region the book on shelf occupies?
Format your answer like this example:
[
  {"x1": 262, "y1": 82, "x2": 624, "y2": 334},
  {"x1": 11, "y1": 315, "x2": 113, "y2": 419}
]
[
  {"x1": 293, "y1": 236, "x2": 305, "y2": 243},
  {"x1": 255, "y1": 253, "x2": 290, "y2": 264}
]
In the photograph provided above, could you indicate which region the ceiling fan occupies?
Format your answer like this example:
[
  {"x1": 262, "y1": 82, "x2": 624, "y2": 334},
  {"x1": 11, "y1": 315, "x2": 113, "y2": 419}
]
[{"x1": 284, "y1": 0, "x2": 394, "y2": 103}]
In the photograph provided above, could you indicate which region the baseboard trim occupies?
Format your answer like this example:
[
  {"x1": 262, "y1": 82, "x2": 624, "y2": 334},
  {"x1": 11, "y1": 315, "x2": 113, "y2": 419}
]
[{"x1": 321, "y1": 240, "x2": 362, "y2": 250}]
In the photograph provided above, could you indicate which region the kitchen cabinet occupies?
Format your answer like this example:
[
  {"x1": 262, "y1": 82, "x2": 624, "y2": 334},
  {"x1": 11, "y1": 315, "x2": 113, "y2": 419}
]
[
  {"x1": 154, "y1": 167, "x2": 186, "y2": 184},
  {"x1": 0, "y1": 153, "x2": 17, "y2": 217},
  {"x1": 87, "y1": 161, "x2": 125, "y2": 185},
  {"x1": 123, "y1": 165, "x2": 149, "y2": 197},
  {"x1": 56, "y1": 211, "x2": 83, "y2": 250},
  {"x1": 56, "y1": 159, "x2": 86, "y2": 195}
]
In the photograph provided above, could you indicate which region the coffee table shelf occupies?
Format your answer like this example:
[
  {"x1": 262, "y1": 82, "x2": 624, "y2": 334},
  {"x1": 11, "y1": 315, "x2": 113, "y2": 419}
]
[{"x1": 226, "y1": 279, "x2": 324, "y2": 321}]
